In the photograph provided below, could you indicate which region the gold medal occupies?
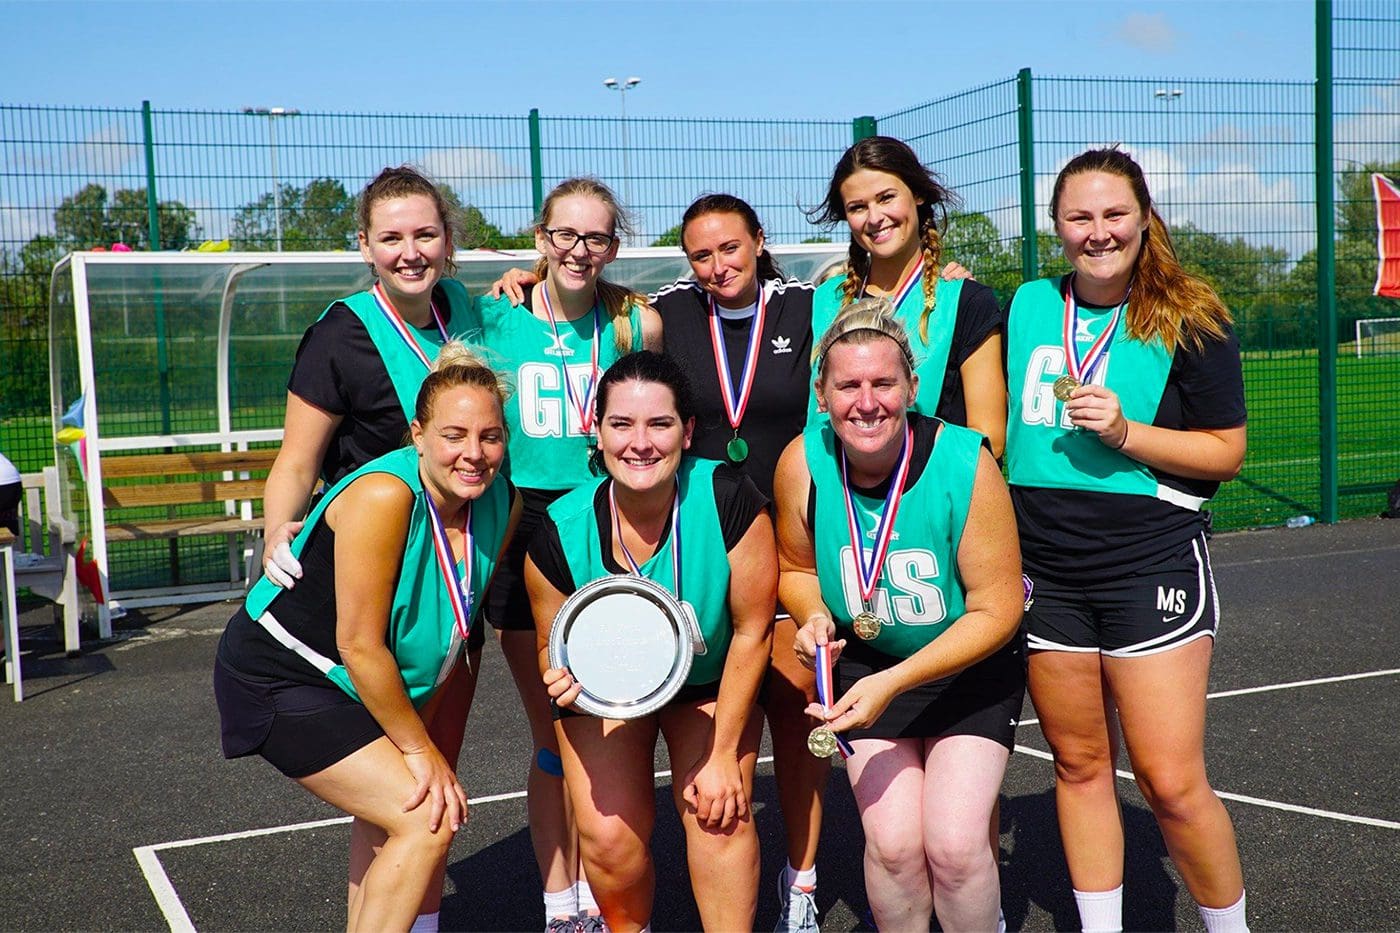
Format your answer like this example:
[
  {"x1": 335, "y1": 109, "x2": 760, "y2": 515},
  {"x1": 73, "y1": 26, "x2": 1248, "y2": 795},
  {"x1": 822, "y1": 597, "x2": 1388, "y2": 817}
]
[
  {"x1": 807, "y1": 726, "x2": 838, "y2": 758},
  {"x1": 1052, "y1": 374, "x2": 1079, "y2": 402},
  {"x1": 852, "y1": 610, "x2": 883, "y2": 641}
]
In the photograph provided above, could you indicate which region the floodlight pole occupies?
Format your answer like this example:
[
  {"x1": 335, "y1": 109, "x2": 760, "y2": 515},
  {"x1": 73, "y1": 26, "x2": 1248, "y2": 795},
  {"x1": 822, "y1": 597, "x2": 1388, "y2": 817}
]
[
  {"x1": 243, "y1": 107, "x2": 301, "y2": 251},
  {"x1": 603, "y1": 77, "x2": 641, "y2": 241}
]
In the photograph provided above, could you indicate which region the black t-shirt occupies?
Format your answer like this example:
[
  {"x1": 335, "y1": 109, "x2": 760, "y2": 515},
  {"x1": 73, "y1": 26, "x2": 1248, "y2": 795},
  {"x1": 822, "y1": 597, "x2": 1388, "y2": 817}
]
[
  {"x1": 929, "y1": 279, "x2": 1002, "y2": 427},
  {"x1": 655, "y1": 278, "x2": 814, "y2": 500},
  {"x1": 1013, "y1": 304, "x2": 1248, "y2": 580},
  {"x1": 287, "y1": 283, "x2": 460, "y2": 485},
  {"x1": 528, "y1": 463, "x2": 769, "y2": 596}
]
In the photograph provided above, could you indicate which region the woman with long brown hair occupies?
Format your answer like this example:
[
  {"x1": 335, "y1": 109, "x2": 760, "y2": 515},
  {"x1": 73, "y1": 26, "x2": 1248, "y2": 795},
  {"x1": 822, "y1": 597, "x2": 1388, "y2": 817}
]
[{"x1": 1005, "y1": 147, "x2": 1249, "y2": 932}]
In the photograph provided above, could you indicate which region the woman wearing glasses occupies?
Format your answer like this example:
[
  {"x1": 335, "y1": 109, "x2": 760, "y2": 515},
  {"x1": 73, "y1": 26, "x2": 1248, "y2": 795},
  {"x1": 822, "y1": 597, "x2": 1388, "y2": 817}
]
[{"x1": 471, "y1": 177, "x2": 662, "y2": 931}]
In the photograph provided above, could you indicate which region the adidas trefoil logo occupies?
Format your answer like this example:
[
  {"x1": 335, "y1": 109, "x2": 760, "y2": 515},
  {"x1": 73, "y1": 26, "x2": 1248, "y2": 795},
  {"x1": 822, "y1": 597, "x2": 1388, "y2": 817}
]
[{"x1": 771, "y1": 335, "x2": 793, "y2": 354}]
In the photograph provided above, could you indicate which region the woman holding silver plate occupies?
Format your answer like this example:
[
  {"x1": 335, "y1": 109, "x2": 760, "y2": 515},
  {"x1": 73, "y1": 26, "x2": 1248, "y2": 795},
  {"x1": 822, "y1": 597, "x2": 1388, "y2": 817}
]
[
  {"x1": 526, "y1": 350, "x2": 775, "y2": 933},
  {"x1": 776, "y1": 299, "x2": 1024, "y2": 933}
]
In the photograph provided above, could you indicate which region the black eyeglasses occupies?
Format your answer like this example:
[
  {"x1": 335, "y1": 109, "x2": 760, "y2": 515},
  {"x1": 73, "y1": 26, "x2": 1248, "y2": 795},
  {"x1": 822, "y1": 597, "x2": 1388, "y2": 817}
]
[{"x1": 543, "y1": 227, "x2": 616, "y2": 254}]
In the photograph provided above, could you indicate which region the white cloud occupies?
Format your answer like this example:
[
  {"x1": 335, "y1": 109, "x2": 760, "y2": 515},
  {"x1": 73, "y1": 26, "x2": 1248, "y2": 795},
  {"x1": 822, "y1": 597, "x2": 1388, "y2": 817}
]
[
  {"x1": 1334, "y1": 85, "x2": 1400, "y2": 167},
  {"x1": 417, "y1": 146, "x2": 519, "y2": 188},
  {"x1": 1112, "y1": 12, "x2": 1181, "y2": 53},
  {"x1": 63, "y1": 122, "x2": 142, "y2": 176},
  {"x1": 0, "y1": 204, "x2": 51, "y2": 247}
]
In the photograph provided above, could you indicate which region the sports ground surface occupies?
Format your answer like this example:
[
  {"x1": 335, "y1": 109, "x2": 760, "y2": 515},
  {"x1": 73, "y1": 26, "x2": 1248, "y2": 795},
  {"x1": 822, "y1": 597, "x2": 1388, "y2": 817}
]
[{"x1": 1, "y1": 518, "x2": 1396, "y2": 931}]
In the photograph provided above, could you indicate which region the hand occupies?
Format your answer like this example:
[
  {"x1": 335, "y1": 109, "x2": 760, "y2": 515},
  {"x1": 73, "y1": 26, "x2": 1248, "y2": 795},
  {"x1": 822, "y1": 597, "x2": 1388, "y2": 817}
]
[
  {"x1": 488, "y1": 267, "x2": 538, "y2": 305},
  {"x1": 400, "y1": 744, "x2": 469, "y2": 833},
  {"x1": 682, "y1": 750, "x2": 749, "y2": 831},
  {"x1": 793, "y1": 615, "x2": 842, "y2": 670},
  {"x1": 1064, "y1": 384, "x2": 1129, "y2": 449},
  {"x1": 543, "y1": 666, "x2": 582, "y2": 708},
  {"x1": 940, "y1": 260, "x2": 975, "y2": 282},
  {"x1": 262, "y1": 521, "x2": 304, "y2": 589},
  {"x1": 805, "y1": 669, "x2": 898, "y2": 732}
]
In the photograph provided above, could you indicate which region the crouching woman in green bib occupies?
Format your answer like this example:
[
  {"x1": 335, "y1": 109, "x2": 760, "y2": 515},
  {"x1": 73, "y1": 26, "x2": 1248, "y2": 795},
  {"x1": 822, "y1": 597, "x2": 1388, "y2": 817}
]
[
  {"x1": 776, "y1": 299, "x2": 1024, "y2": 933},
  {"x1": 214, "y1": 343, "x2": 520, "y2": 933},
  {"x1": 526, "y1": 351, "x2": 775, "y2": 933},
  {"x1": 1005, "y1": 148, "x2": 1249, "y2": 932}
]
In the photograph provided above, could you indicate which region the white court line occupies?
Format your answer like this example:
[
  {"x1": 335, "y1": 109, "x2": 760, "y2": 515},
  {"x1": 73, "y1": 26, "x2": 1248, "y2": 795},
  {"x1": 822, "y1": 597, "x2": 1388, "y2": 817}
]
[
  {"x1": 134, "y1": 754, "x2": 777, "y2": 932},
  {"x1": 1013, "y1": 745, "x2": 1400, "y2": 831}
]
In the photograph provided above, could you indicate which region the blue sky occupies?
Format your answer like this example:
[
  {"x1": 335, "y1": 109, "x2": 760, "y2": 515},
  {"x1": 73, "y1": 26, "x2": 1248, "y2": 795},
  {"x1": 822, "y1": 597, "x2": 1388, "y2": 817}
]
[{"x1": 6, "y1": 0, "x2": 1317, "y2": 119}]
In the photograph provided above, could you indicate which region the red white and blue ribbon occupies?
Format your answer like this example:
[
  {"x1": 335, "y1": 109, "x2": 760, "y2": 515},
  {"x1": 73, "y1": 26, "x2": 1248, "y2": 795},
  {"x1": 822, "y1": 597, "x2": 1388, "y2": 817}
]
[
  {"x1": 839, "y1": 423, "x2": 914, "y2": 608},
  {"x1": 815, "y1": 642, "x2": 855, "y2": 759},
  {"x1": 861, "y1": 260, "x2": 923, "y2": 312},
  {"x1": 609, "y1": 478, "x2": 682, "y2": 602},
  {"x1": 371, "y1": 281, "x2": 449, "y2": 369},
  {"x1": 707, "y1": 286, "x2": 767, "y2": 432},
  {"x1": 1062, "y1": 273, "x2": 1128, "y2": 386},
  {"x1": 424, "y1": 493, "x2": 475, "y2": 645},
  {"x1": 539, "y1": 282, "x2": 601, "y2": 436}
]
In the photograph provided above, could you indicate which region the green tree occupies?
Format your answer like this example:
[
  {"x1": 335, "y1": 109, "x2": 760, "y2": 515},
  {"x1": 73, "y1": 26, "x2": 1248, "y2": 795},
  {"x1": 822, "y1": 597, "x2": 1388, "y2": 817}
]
[
  {"x1": 52, "y1": 183, "x2": 199, "y2": 250},
  {"x1": 231, "y1": 178, "x2": 357, "y2": 250},
  {"x1": 942, "y1": 211, "x2": 1021, "y2": 302},
  {"x1": 651, "y1": 224, "x2": 683, "y2": 248}
]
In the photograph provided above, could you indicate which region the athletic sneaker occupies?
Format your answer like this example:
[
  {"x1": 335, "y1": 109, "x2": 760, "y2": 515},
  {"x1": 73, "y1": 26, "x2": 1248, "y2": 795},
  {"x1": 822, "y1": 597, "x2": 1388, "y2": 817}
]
[
  {"x1": 546, "y1": 918, "x2": 575, "y2": 933},
  {"x1": 574, "y1": 915, "x2": 607, "y2": 932},
  {"x1": 774, "y1": 871, "x2": 819, "y2": 933}
]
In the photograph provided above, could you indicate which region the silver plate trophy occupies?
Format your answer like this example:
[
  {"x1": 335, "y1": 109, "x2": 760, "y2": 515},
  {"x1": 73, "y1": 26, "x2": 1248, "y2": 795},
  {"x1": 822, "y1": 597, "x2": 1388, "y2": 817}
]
[{"x1": 548, "y1": 574, "x2": 698, "y2": 719}]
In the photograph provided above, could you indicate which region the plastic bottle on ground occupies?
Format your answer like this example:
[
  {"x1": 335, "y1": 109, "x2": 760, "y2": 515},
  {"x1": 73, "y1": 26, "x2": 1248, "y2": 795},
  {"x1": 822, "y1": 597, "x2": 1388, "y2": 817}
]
[{"x1": 1285, "y1": 515, "x2": 1316, "y2": 528}]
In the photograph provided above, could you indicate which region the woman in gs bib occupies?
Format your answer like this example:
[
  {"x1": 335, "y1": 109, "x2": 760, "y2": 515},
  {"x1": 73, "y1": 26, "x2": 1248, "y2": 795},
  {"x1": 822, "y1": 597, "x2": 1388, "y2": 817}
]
[
  {"x1": 1005, "y1": 147, "x2": 1248, "y2": 932},
  {"x1": 473, "y1": 178, "x2": 663, "y2": 931},
  {"x1": 777, "y1": 301, "x2": 1023, "y2": 933},
  {"x1": 215, "y1": 346, "x2": 519, "y2": 932}
]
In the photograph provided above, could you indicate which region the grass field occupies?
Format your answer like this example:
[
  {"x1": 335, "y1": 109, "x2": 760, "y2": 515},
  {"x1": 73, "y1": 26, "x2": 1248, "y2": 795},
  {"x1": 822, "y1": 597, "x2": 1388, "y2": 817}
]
[{"x1": 3, "y1": 351, "x2": 1397, "y2": 590}]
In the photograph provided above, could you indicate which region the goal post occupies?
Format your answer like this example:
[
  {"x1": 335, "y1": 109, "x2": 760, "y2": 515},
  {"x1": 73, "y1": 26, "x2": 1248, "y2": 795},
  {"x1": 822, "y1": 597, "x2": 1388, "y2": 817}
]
[{"x1": 1355, "y1": 317, "x2": 1400, "y2": 357}]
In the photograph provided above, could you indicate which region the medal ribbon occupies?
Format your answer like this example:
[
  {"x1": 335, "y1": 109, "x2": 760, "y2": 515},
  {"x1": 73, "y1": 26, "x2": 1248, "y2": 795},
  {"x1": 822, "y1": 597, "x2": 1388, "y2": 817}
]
[
  {"x1": 370, "y1": 281, "x2": 449, "y2": 369},
  {"x1": 707, "y1": 286, "x2": 768, "y2": 432},
  {"x1": 860, "y1": 260, "x2": 923, "y2": 312},
  {"x1": 814, "y1": 643, "x2": 855, "y2": 759},
  {"x1": 424, "y1": 493, "x2": 475, "y2": 642},
  {"x1": 539, "y1": 283, "x2": 601, "y2": 435},
  {"x1": 609, "y1": 478, "x2": 682, "y2": 603},
  {"x1": 840, "y1": 423, "x2": 914, "y2": 607},
  {"x1": 1061, "y1": 273, "x2": 1128, "y2": 385}
]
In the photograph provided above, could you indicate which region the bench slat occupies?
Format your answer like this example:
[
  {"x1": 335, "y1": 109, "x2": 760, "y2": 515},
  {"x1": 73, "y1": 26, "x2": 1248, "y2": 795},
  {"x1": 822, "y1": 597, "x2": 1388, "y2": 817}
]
[
  {"x1": 103, "y1": 479, "x2": 267, "y2": 508},
  {"x1": 105, "y1": 516, "x2": 262, "y2": 541},
  {"x1": 99, "y1": 449, "x2": 279, "y2": 478}
]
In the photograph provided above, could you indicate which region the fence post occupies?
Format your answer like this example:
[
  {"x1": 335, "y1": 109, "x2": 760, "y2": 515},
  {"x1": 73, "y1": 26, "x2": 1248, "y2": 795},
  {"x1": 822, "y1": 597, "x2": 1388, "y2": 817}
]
[
  {"x1": 141, "y1": 100, "x2": 172, "y2": 435},
  {"x1": 529, "y1": 108, "x2": 544, "y2": 218},
  {"x1": 1016, "y1": 68, "x2": 1038, "y2": 284},
  {"x1": 1315, "y1": 0, "x2": 1338, "y2": 523},
  {"x1": 852, "y1": 115, "x2": 878, "y2": 143}
]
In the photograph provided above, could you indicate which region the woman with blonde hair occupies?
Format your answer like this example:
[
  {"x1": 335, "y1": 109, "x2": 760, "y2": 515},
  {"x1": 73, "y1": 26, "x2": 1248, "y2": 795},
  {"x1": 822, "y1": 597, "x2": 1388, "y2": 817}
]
[{"x1": 1005, "y1": 147, "x2": 1249, "y2": 932}]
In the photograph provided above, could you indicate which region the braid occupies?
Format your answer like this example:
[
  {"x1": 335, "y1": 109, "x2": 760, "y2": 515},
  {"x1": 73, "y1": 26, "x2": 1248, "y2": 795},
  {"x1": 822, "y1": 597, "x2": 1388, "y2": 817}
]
[
  {"x1": 917, "y1": 218, "x2": 943, "y2": 345},
  {"x1": 840, "y1": 241, "x2": 868, "y2": 308}
]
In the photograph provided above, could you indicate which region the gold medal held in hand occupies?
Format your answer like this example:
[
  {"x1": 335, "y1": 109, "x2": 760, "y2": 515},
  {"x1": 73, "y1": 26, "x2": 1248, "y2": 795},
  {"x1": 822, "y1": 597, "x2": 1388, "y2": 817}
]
[
  {"x1": 1052, "y1": 374, "x2": 1079, "y2": 402},
  {"x1": 807, "y1": 726, "x2": 839, "y2": 758},
  {"x1": 852, "y1": 610, "x2": 883, "y2": 641}
]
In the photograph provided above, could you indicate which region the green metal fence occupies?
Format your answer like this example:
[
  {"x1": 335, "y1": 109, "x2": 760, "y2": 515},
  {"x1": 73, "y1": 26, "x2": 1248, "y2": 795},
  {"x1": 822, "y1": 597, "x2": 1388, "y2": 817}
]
[{"x1": 2, "y1": 0, "x2": 1398, "y2": 585}]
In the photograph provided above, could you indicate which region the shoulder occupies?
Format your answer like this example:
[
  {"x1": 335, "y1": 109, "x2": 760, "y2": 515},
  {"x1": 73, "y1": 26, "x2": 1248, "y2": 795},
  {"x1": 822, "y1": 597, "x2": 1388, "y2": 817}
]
[
  {"x1": 472, "y1": 290, "x2": 516, "y2": 319},
  {"x1": 547, "y1": 477, "x2": 605, "y2": 524},
  {"x1": 813, "y1": 274, "x2": 847, "y2": 302},
  {"x1": 767, "y1": 277, "x2": 815, "y2": 298},
  {"x1": 650, "y1": 278, "x2": 705, "y2": 306}
]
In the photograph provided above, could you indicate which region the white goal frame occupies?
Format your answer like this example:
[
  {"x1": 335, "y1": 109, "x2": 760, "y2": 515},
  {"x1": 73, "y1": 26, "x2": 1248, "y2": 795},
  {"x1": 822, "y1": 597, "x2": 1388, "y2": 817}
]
[{"x1": 1354, "y1": 317, "x2": 1400, "y2": 358}]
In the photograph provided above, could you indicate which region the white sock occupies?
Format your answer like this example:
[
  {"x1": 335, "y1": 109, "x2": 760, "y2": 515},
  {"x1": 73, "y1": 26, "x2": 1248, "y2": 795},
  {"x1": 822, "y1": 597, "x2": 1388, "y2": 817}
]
[
  {"x1": 1199, "y1": 891, "x2": 1248, "y2": 933},
  {"x1": 543, "y1": 887, "x2": 576, "y2": 923},
  {"x1": 408, "y1": 911, "x2": 439, "y2": 933},
  {"x1": 784, "y1": 861, "x2": 817, "y2": 890},
  {"x1": 998, "y1": 906, "x2": 1007, "y2": 933},
  {"x1": 576, "y1": 879, "x2": 599, "y2": 914},
  {"x1": 1073, "y1": 885, "x2": 1123, "y2": 933}
]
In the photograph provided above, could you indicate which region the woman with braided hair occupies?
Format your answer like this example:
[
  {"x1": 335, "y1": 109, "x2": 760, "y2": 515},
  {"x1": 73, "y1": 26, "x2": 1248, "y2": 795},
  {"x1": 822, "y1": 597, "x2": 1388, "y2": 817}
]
[{"x1": 806, "y1": 136, "x2": 1008, "y2": 456}]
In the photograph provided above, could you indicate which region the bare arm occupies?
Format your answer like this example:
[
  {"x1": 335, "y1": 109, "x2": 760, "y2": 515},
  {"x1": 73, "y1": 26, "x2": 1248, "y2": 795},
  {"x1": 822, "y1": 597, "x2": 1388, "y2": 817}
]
[
  {"x1": 685, "y1": 510, "x2": 776, "y2": 828},
  {"x1": 639, "y1": 302, "x2": 664, "y2": 352},
  {"x1": 819, "y1": 446, "x2": 1022, "y2": 732},
  {"x1": 960, "y1": 333, "x2": 1008, "y2": 459},
  {"x1": 1066, "y1": 386, "x2": 1246, "y2": 481},
  {"x1": 774, "y1": 436, "x2": 845, "y2": 666},
  {"x1": 261, "y1": 392, "x2": 342, "y2": 585},
  {"x1": 328, "y1": 473, "x2": 467, "y2": 832},
  {"x1": 488, "y1": 267, "x2": 538, "y2": 305}
]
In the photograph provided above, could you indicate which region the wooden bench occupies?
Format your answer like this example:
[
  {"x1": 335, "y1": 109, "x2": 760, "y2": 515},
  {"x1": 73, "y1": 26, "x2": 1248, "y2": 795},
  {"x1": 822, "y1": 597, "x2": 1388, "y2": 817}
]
[
  {"x1": 92, "y1": 448, "x2": 277, "y2": 622},
  {"x1": 2, "y1": 468, "x2": 80, "y2": 700}
]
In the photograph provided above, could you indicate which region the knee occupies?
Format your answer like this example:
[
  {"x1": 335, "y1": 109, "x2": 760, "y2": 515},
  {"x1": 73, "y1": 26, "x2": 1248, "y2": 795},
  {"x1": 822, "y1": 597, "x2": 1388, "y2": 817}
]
[
  {"x1": 1134, "y1": 763, "x2": 1214, "y2": 824},
  {"x1": 392, "y1": 816, "x2": 455, "y2": 861},
  {"x1": 864, "y1": 824, "x2": 926, "y2": 879},
  {"x1": 582, "y1": 820, "x2": 649, "y2": 885},
  {"x1": 925, "y1": 824, "x2": 994, "y2": 887},
  {"x1": 1049, "y1": 738, "x2": 1116, "y2": 788}
]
